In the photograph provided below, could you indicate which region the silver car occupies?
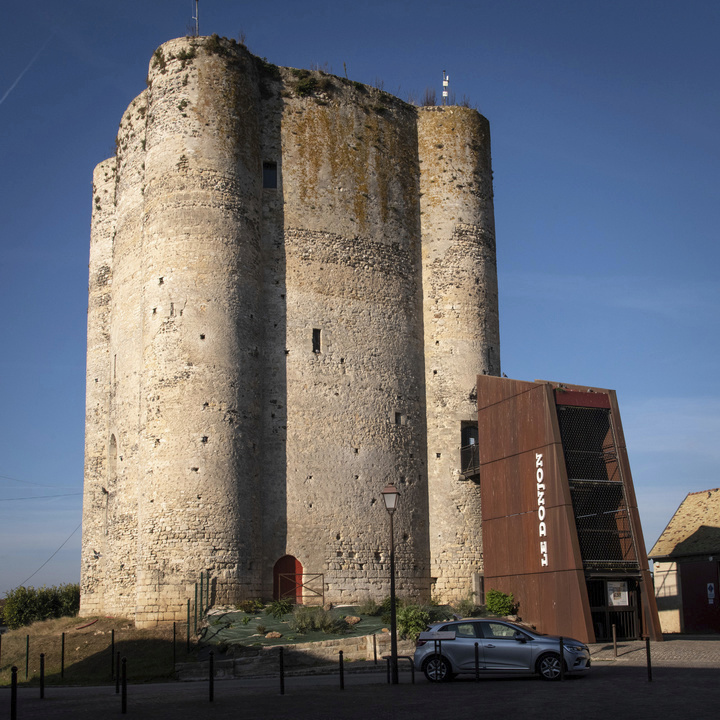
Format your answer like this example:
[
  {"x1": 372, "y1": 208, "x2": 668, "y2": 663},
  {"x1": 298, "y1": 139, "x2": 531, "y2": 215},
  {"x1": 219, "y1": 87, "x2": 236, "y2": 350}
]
[{"x1": 414, "y1": 619, "x2": 591, "y2": 682}]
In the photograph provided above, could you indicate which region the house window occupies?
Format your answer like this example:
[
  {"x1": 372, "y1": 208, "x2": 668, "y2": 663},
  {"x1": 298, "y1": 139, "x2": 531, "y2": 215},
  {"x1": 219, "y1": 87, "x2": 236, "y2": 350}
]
[{"x1": 312, "y1": 328, "x2": 321, "y2": 353}]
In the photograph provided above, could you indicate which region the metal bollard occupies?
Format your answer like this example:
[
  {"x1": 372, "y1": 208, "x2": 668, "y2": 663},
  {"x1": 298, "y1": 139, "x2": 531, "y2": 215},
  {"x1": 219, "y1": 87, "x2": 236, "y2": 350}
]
[
  {"x1": 111, "y1": 629, "x2": 115, "y2": 678},
  {"x1": 209, "y1": 651, "x2": 214, "y2": 702},
  {"x1": 474, "y1": 642, "x2": 480, "y2": 681},
  {"x1": 187, "y1": 599, "x2": 191, "y2": 653},
  {"x1": 200, "y1": 572, "x2": 204, "y2": 614},
  {"x1": 0, "y1": 632, "x2": 3, "y2": 667},
  {"x1": 40, "y1": 653, "x2": 45, "y2": 699},
  {"x1": 11, "y1": 666, "x2": 18, "y2": 720},
  {"x1": 645, "y1": 636, "x2": 653, "y2": 682},
  {"x1": 26, "y1": 635, "x2": 29, "y2": 680},
  {"x1": 373, "y1": 634, "x2": 377, "y2": 664},
  {"x1": 121, "y1": 657, "x2": 127, "y2": 714},
  {"x1": 279, "y1": 647, "x2": 285, "y2": 695},
  {"x1": 612, "y1": 624, "x2": 617, "y2": 657},
  {"x1": 559, "y1": 636, "x2": 565, "y2": 681},
  {"x1": 339, "y1": 650, "x2": 344, "y2": 690},
  {"x1": 116, "y1": 652, "x2": 121, "y2": 694},
  {"x1": 61, "y1": 632, "x2": 65, "y2": 678},
  {"x1": 173, "y1": 622, "x2": 176, "y2": 669}
]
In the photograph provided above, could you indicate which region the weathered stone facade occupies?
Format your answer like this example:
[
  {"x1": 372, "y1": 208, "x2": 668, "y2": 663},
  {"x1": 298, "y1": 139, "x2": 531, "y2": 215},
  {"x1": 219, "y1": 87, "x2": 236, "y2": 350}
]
[{"x1": 81, "y1": 36, "x2": 500, "y2": 626}]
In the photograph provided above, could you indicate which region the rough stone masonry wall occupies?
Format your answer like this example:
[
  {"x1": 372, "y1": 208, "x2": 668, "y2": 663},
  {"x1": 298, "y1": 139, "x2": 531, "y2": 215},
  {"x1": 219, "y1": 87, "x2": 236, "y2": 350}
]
[
  {"x1": 276, "y1": 72, "x2": 431, "y2": 602},
  {"x1": 81, "y1": 88, "x2": 151, "y2": 618},
  {"x1": 80, "y1": 157, "x2": 116, "y2": 616},
  {"x1": 133, "y1": 39, "x2": 267, "y2": 625},
  {"x1": 418, "y1": 107, "x2": 500, "y2": 602},
  {"x1": 81, "y1": 36, "x2": 499, "y2": 623}
]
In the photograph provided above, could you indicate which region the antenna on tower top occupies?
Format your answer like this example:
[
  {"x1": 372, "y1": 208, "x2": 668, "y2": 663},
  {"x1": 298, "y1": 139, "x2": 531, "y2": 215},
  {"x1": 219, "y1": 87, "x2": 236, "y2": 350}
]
[
  {"x1": 192, "y1": 0, "x2": 200, "y2": 37},
  {"x1": 442, "y1": 70, "x2": 450, "y2": 106}
]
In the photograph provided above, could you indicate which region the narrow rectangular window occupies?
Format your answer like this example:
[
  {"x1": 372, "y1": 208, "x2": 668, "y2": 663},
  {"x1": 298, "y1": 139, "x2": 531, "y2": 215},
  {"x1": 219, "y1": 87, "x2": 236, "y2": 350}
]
[
  {"x1": 312, "y1": 328, "x2": 321, "y2": 353},
  {"x1": 263, "y1": 161, "x2": 278, "y2": 188}
]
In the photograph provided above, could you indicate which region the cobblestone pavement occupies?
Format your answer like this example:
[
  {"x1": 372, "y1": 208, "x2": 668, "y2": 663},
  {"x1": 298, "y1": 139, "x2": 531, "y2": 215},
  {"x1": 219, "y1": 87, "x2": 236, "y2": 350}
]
[
  {"x1": 589, "y1": 635, "x2": 720, "y2": 665},
  {"x1": 3, "y1": 636, "x2": 719, "y2": 720}
]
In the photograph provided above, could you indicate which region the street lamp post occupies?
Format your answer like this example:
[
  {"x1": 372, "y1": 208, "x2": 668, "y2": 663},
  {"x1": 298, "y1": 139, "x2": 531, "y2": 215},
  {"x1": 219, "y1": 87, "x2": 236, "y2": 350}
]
[{"x1": 382, "y1": 483, "x2": 400, "y2": 685}]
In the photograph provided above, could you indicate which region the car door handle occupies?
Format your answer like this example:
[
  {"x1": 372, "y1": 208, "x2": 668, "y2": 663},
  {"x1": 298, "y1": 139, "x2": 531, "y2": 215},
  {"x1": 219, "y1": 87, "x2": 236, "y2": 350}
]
[{"x1": 485, "y1": 644, "x2": 495, "y2": 648}]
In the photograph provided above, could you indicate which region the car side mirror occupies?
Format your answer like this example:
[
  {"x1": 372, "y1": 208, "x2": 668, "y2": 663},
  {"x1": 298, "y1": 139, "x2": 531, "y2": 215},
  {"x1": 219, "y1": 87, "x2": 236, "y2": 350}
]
[{"x1": 514, "y1": 632, "x2": 527, "y2": 643}]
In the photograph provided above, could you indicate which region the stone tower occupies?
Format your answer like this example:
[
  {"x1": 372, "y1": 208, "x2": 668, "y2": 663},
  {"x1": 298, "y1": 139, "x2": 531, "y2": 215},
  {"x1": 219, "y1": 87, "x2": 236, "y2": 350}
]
[{"x1": 81, "y1": 35, "x2": 499, "y2": 625}]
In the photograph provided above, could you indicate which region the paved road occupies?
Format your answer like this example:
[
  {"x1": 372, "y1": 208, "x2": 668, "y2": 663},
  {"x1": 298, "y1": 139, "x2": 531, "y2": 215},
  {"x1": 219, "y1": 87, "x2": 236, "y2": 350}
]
[{"x1": 4, "y1": 638, "x2": 720, "y2": 720}]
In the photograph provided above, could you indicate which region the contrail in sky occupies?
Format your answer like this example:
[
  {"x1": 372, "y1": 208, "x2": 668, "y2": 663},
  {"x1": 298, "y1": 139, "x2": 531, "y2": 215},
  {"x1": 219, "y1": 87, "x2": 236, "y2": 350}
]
[{"x1": 0, "y1": 33, "x2": 56, "y2": 108}]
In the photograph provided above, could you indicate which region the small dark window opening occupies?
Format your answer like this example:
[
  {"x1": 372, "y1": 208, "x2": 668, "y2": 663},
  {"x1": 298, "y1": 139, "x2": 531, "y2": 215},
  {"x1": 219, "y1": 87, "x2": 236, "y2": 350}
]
[
  {"x1": 461, "y1": 422, "x2": 480, "y2": 478},
  {"x1": 263, "y1": 161, "x2": 278, "y2": 188},
  {"x1": 312, "y1": 328, "x2": 321, "y2": 353}
]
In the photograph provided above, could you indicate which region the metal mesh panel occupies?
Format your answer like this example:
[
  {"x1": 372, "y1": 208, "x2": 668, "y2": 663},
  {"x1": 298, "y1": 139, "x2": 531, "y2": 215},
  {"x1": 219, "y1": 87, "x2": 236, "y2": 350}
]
[
  {"x1": 557, "y1": 406, "x2": 638, "y2": 570},
  {"x1": 568, "y1": 480, "x2": 637, "y2": 568},
  {"x1": 557, "y1": 406, "x2": 619, "y2": 482}
]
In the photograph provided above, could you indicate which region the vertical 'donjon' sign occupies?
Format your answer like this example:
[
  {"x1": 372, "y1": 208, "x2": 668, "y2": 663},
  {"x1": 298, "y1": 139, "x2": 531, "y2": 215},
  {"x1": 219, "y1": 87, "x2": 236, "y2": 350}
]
[{"x1": 536, "y1": 453, "x2": 548, "y2": 568}]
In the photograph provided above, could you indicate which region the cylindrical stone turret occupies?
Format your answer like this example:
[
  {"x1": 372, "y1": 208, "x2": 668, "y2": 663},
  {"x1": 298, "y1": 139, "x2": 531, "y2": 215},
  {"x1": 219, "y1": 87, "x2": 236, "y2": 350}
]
[
  {"x1": 80, "y1": 157, "x2": 116, "y2": 616},
  {"x1": 135, "y1": 39, "x2": 265, "y2": 624},
  {"x1": 418, "y1": 106, "x2": 500, "y2": 602}
]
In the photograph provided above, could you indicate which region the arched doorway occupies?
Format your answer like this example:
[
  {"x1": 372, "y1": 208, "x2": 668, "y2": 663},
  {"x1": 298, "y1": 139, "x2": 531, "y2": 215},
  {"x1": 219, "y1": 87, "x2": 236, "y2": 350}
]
[{"x1": 273, "y1": 555, "x2": 303, "y2": 603}]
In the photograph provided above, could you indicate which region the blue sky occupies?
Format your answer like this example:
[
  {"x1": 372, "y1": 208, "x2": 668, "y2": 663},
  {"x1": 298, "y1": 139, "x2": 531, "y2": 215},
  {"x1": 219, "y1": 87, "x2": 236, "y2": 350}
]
[{"x1": 1, "y1": 1, "x2": 718, "y2": 596}]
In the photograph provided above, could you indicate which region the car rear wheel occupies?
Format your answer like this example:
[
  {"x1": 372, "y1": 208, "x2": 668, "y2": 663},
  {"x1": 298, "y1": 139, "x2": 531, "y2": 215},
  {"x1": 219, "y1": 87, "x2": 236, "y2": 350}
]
[
  {"x1": 423, "y1": 655, "x2": 452, "y2": 682},
  {"x1": 537, "y1": 653, "x2": 564, "y2": 681}
]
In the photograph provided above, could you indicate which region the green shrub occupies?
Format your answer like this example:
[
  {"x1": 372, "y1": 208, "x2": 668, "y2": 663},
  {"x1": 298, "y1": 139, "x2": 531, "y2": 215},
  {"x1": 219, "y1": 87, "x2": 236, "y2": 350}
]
[
  {"x1": 485, "y1": 589, "x2": 516, "y2": 616},
  {"x1": 290, "y1": 606, "x2": 345, "y2": 635},
  {"x1": 3, "y1": 584, "x2": 80, "y2": 629},
  {"x1": 256, "y1": 624, "x2": 266, "y2": 634},
  {"x1": 266, "y1": 598, "x2": 293, "y2": 619},
  {"x1": 453, "y1": 593, "x2": 482, "y2": 618},
  {"x1": 175, "y1": 46, "x2": 197, "y2": 68},
  {"x1": 294, "y1": 76, "x2": 318, "y2": 97},
  {"x1": 380, "y1": 596, "x2": 404, "y2": 625},
  {"x1": 397, "y1": 604, "x2": 430, "y2": 641},
  {"x1": 255, "y1": 57, "x2": 282, "y2": 80},
  {"x1": 205, "y1": 34, "x2": 230, "y2": 57},
  {"x1": 356, "y1": 597, "x2": 381, "y2": 616},
  {"x1": 236, "y1": 598, "x2": 264, "y2": 613},
  {"x1": 152, "y1": 48, "x2": 167, "y2": 73}
]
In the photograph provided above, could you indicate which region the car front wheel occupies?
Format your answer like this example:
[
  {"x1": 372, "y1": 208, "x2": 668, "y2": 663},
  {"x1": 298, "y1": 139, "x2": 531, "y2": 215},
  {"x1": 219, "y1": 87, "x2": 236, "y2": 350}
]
[
  {"x1": 423, "y1": 655, "x2": 452, "y2": 682},
  {"x1": 537, "y1": 653, "x2": 564, "y2": 681}
]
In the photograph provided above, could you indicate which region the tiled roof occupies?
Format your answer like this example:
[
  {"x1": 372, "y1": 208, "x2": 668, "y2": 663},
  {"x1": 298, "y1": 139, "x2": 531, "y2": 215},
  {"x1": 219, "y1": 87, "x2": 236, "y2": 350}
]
[{"x1": 649, "y1": 488, "x2": 720, "y2": 558}]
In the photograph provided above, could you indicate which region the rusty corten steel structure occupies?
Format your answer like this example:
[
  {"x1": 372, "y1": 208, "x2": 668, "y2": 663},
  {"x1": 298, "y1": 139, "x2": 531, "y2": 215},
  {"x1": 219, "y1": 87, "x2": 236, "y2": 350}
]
[{"x1": 476, "y1": 376, "x2": 662, "y2": 644}]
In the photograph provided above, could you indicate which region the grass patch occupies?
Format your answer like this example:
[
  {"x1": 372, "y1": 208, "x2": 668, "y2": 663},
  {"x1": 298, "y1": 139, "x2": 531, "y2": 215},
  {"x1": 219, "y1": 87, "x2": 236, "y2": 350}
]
[{"x1": 0, "y1": 616, "x2": 199, "y2": 687}]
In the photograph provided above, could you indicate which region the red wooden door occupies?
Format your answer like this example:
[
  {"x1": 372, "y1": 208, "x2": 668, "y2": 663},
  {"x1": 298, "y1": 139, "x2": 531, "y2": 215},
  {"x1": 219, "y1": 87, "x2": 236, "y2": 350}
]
[{"x1": 273, "y1": 555, "x2": 303, "y2": 603}]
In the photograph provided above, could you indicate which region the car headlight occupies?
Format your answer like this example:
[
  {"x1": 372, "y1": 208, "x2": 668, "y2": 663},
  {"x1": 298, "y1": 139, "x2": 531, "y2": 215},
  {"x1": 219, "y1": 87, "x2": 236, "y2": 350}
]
[{"x1": 563, "y1": 644, "x2": 586, "y2": 652}]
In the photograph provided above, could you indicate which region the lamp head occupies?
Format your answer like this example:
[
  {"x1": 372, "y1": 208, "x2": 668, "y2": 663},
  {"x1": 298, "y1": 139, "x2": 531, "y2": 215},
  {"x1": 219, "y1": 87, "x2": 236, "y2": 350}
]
[{"x1": 381, "y1": 483, "x2": 400, "y2": 513}]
